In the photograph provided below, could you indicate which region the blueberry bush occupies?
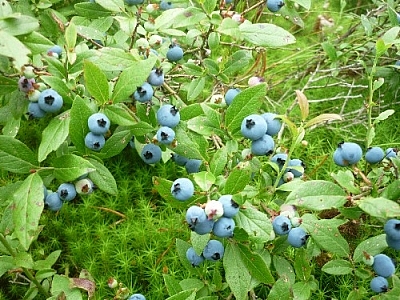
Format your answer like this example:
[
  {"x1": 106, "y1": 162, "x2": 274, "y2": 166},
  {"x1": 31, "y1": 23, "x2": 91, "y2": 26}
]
[{"x1": 1, "y1": 0, "x2": 400, "y2": 299}]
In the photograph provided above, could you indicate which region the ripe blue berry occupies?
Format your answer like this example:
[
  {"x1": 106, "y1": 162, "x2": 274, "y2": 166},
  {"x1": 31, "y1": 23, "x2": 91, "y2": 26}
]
[
  {"x1": 160, "y1": 1, "x2": 173, "y2": 10},
  {"x1": 333, "y1": 148, "x2": 347, "y2": 167},
  {"x1": 271, "y1": 153, "x2": 288, "y2": 169},
  {"x1": 38, "y1": 89, "x2": 63, "y2": 113},
  {"x1": 156, "y1": 126, "x2": 175, "y2": 144},
  {"x1": 186, "y1": 247, "x2": 204, "y2": 267},
  {"x1": 85, "y1": 132, "x2": 105, "y2": 151},
  {"x1": 203, "y1": 240, "x2": 224, "y2": 261},
  {"x1": 287, "y1": 227, "x2": 309, "y2": 248},
  {"x1": 287, "y1": 158, "x2": 305, "y2": 177},
  {"x1": 384, "y1": 219, "x2": 400, "y2": 240},
  {"x1": 337, "y1": 142, "x2": 362, "y2": 165},
  {"x1": 147, "y1": 68, "x2": 164, "y2": 86},
  {"x1": 171, "y1": 153, "x2": 189, "y2": 166},
  {"x1": 267, "y1": 0, "x2": 285, "y2": 12},
  {"x1": 373, "y1": 254, "x2": 395, "y2": 278},
  {"x1": 125, "y1": 0, "x2": 144, "y2": 5},
  {"x1": 171, "y1": 178, "x2": 194, "y2": 201},
  {"x1": 213, "y1": 217, "x2": 235, "y2": 238},
  {"x1": 365, "y1": 147, "x2": 384, "y2": 164},
  {"x1": 385, "y1": 148, "x2": 398, "y2": 158},
  {"x1": 370, "y1": 276, "x2": 388, "y2": 293},
  {"x1": 157, "y1": 104, "x2": 180, "y2": 128},
  {"x1": 133, "y1": 82, "x2": 154, "y2": 103},
  {"x1": 128, "y1": 294, "x2": 146, "y2": 300},
  {"x1": 57, "y1": 183, "x2": 77, "y2": 202},
  {"x1": 186, "y1": 205, "x2": 207, "y2": 227},
  {"x1": 185, "y1": 159, "x2": 202, "y2": 174},
  {"x1": 166, "y1": 44, "x2": 184, "y2": 62},
  {"x1": 224, "y1": 0, "x2": 233, "y2": 4},
  {"x1": 18, "y1": 76, "x2": 36, "y2": 93},
  {"x1": 88, "y1": 113, "x2": 110, "y2": 135},
  {"x1": 47, "y1": 45, "x2": 63, "y2": 58},
  {"x1": 261, "y1": 112, "x2": 282, "y2": 136},
  {"x1": 75, "y1": 178, "x2": 94, "y2": 195},
  {"x1": 191, "y1": 218, "x2": 214, "y2": 235},
  {"x1": 240, "y1": 114, "x2": 268, "y2": 141},
  {"x1": 141, "y1": 143, "x2": 162, "y2": 164},
  {"x1": 386, "y1": 234, "x2": 400, "y2": 250},
  {"x1": 225, "y1": 88, "x2": 241, "y2": 106},
  {"x1": 272, "y1": 215, "x2": 292, "y2": 235},
  {"x1": 45, "y1": 192, "x2": 63, "y2": 211},
  {"x1": 27, "y1": 102, "x2": 46, "y2": 119},
  {"x1": 218, "y1": 195, "x2": 240, "y2": 218},
  {"x1": 251, "y1": 134, "x2": 275, "y2": 156}
]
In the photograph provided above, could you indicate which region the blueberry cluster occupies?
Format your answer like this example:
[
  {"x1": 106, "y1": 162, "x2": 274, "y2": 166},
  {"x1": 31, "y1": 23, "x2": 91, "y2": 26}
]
[
  {"x1": 44, "y1": 178, "x2": 95, "y2": 212},
  {"x1": 272, "y1": 205, "x2": 309, "y2": 248},
  {"x1": 171, "y1": 153, "x2": 202, "y2": 174},
  {"x1": 333, "y1": 142, "x2": 397, "y2": 167},
  {"x1": 271, "y1": 153, "x2": 305, "y2": 185},
  {"x1": 368, "y1": 253, "x2": 395, "y2": 293},
  {"x1": 84, "y1": 112, "x2": 110, "y2": 152},
  {"x1": 186, "y1": 239, "x2": 225, "y2": 267}
]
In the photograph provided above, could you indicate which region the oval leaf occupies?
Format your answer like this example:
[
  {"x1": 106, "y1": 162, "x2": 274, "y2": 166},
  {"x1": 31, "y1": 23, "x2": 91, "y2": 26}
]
[
  {"x1": 322, "y1": 259, "x2": 353, "y2": 275},
  {"x1": 239, "y1": 23, "x2": 296, "y2": 47},
  {"x1": 0, "y1": 136, "x2": 38, "y2": 173},
  {"x1": 84, "y1": 60, "x2": 110, "y2": 105},
  {"x1": 358, "y1": 197, "x2": 400, "y2": 218}
]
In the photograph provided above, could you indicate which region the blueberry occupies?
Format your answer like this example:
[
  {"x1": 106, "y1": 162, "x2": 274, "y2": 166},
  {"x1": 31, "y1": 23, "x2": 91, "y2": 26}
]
[
  {"x1": 337, "y1": 142, "x2": 362, "y2": 165},
  {"x1": 75, "y1": 178, "x2": 94, "y2": 195},
  {"x1": 125, "y1": 0, "x2": 144, "y2": 5},
  {"x1": 365, "y1": 147, "x2": 384, "y2": 164},
  {"x1": 185, "y1": 159, "x2": 202, "y2": 174},
  {"x1": 240, "y1": 114, "x2": 268, "y2": 141},
  {"x1": 171, "y1": 178, "x2": 194, "y2": 201},
  {"x1": 186, "y1": 205, "x2": 207, "y2": 227},
  {"x1": 384, "y1": 219, "x2": 400, "y2": 240},
  {"x1": 141, "y1": 143, "x2": 162, "y2": 164},
  {"x1": 85, "y1": 132, "x2": 106, "y2": 151},
  {"x1": 87, "y1": 113, "x2": 111, "y2": 135},
  {"x1": 133, "y1": 82, "x2": 154, "y2": 103},
  {"x1": 224, "y1": 0, "x2": 233, "y2": 3},
  {"x1": 373, "y1": 254, "x2": 395, "y2": 278},
  {"x1": 147, "y1": 68, "x2": 164, "y2": 86},
  {"x1": 45, "y1": 192, "x2": 63, "y2": 211},
  {"x1": 156, "y1": 104, "x2": 180, "y2": 128},
  {"x1": 57, "y1": 183, "x2": 77, "y2": 202},
  {"x1": 166, "y1": 44, "x2": 184, "y2": 62},
  {"x1": 370, "y1": 276, "x2": 389, "y2": 293},
  {"x1": 186, "y1": 247, "x2": 204, "y2": 267},
  {"x1": 386, "y1": 234, "x2": 400, "y2": 250},
  {"x1": 156, "y1": 126, "x2": 175, "y2": 145},
  {"x1": 287, "y1": 227, "x2": 309, "y2": 248},
  {"x1": 203, "y1": 240, "x2": 224, "y2": 261},
  {"x1": 267, "y1": 0, "x2": 285, "y2": 12},
  {"x1": 27, "y1": 102, "x2": 46, "y2": 119},
  {"x1": 287, "y1": 158, "x2": 305, "y2": 177},
  {"x1": 271, "y1": 153, "x2": 288, "y2": 169},
  {"x1": 225, "y1": 88, "x2": 241, "y2": 106},
  {"x1": 18, "y1": 76, "x2": 35, "y2": 93},
  {"x1": 261, "y1": 112, "x2": 282, "y2": 136},
  {"x1": 213, "y1": 217, "x2": 235, "y2": 238},
  {"x1": 38, "y1": 89, "x2": 63, "y2": 113},
  {"x1": 160, "y1": 1, "x2": 173, "y2": 10},
  {"x1": 171, "y1": 153, "x2": 189, "y2": 166},
  {"x1": 47, "y1": 45, "x2": 63, "y2": 58},
  {"x1": 333, "y1": 148, "x2": 347, "y2": 167},
  {"x1": 191, "y1": 218, "x2": 215, "y2": 235},
  {"x1": 272, "y1": 215, "x2": 292, "y2": 235},
  {"x1": 385, "y1": 148, "x2": 398, "y2": 158},
  {"x1": 128, "y1": 294, "x2": 146, "y2": 300},
  {"x1": 218, "y1": 195, "x2": 239, "y2": 218},
  {"x1": 251, "y1": 134, "x2": 275, "y2": 156}
]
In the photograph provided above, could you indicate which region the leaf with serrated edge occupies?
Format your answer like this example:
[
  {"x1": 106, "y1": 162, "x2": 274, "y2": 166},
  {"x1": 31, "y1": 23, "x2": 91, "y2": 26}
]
[
  {"x1": 12, "y1": 173, "x2": 44, "y2": 250},
  {"x1": 0, "y1": 135, "x2": 38, "y2": 173},
  {"x1": 223, "y1": 162, "x2": 252, "y2": 194},
  {"x1": 358, "y1": 197, "x2": 400, "y2": 218},
  {"x1": 322, "y1": 259, "x2": 353, "y2": 275},
  {"x1": 87, "y1": 158, "x2": 118, "y2": 195},
  {"x1": 84, "y1": 60, "x2": 109, "y2": 105},
  {"x1": 192, "y1": 171, "x2": 215, "y2": 191},
  {"x1": 209, "y1": 147, "x2": 227, "y2": 177},
  {"x1": 69, "y1": 96, "x2": 93, "y2": 154},
  {"x1": 190, "y1": 231, "x2": 210, "y2": 255},
  {"x1": 331, "y1": 170, "x2": 360, "y2": 194},
  {"x1": 52, "y1": 154, "x2": 95, "y2": 182}
]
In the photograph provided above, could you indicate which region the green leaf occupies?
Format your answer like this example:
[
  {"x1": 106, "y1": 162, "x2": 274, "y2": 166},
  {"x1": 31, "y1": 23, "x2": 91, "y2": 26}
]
[
  {"x1": 190, "y1": 231, "x2": 210, "y2": 255},
  {"x1": 294, "y1": 0, "x2": 311, "y2": 9},
  {"x1": 192, "y1": 171, "x2": 215, "y2": 192},
  {"x1": 294, "y1": 248, "x2": 312, "y2": 281},
  {"x1": 373, "y1": 109, "x2": 395, "y2": 124},
  {"x1": 40, "y1": 76, "x2": 74, "y2": 104},
  {"x1": 302, "y1": 215, "x2": 350, "y2": 257},
  {"x1": 239, "y1": 23, "x2": 296, "y2": 47},
  {"x1": 111, "y1": 57, "x2": 157, "y2": 103},
  {"x1": 223, "y1": 162, "x2": 252, "y2": 194},
  {"x1": 51, "y1": 274, "x2": 83, "y2": 300},
  {"x1": 0, "y1": 76, "x2": 17, "y2": 96},
  {"x1": 69, "y1": 96, "x2": 93, "y2": 154},
  {"x1": 84, "y1": 60, "x2": 110, "y2": 105},
  {"x1": 381, "y1": 26, "x2": 400, "y2": 45},
  {"x1": 0, "y1": 14, "x2": 39, "y2": 36},
  {"x1": 38, "y1": 110, "x2": 71, "y2": 162},
  {"x1": 358, "y1": 197, "x2": 400, "y2": 218},
  {"x1": 353, "y1": 234, "x2": 387, "y2": 263},
  {"x1": 273, "y1": 255, "x2": 296, "y2": 285},
  {"x1": 171, "y1": 125, "x2": 208, "y2": 160},
  {"x1": 165, "y1": 289, "x2": 196, "y2": 300},
  {"x1": 74, "y1": 2, "x2": 112, "y2": 18},
  {"x1": 14, "y1": 252, "x2": 34, "y2": 269},
  {"x1": 65, "y1": 21, "x2": 77, "y2": 50},
  {"x1": 0, "y1": 0, "x2": 12, "y2": 17},
  {"x1": 223, "y1": 243, "x2": 252, "y2": 300},
  {"x1": 22, "y1": 31, "x2": 54, "y2": 55},
  {"x1": 95, "y1": 0, "x2": 124, "y2": 13},
  {"x1": 237, "y1": 243, "x2": 275, "y2": 284},
  {"x1": 153, "y1": 177, "x2": 180, "y2": 205},
  {"x1": 33, "y1": 250, "x2": 61, "y2": 270},
  {"x1": 209, "y1": 146, "x2": 227, "y2": 177},
  {"x1": 285, "y1": 180, "x2": 347, "y2": 211},
  {"x1": 97, "y1": 129, "x2": 131, "y2": 159},
  {"x1": 187, "y1": 77, "x2": 205, "y2": 101},
  {"x1": 104, "y1": 103, "x2": 138, "y2": 126},
  {"x1": 0, "y1": 31, "x2": 30, "y2": 69},
  {"x1": 52, "y1": 154, "x2": 95, "y2": 182},
  {"x1": 223, "y1": 50, "x2": 253, "y2": 76},
  {"x1": 292, "y1": 281, "x2": 312, "y2": 300},
  {"x1": 12, "y1": 173, "x2": 44, "y2": 251},
  {"x1": 322, "y1": 259, "x2": 353, "y2": 275},
  {"x1": 203, "y1": 0, "x2": 217, "y2": 15},
  {"x1": 130, "y1": 121, "x2": 155, "y2": 137},
  {"x1": 381, "y1": 180, "x2": 400, "y2": 200},
  {"x1": 163, "y1": 274, "x2": 182, "y2": 296},
  {"x1": 225, "y1": 84, "x2": 266, "y2": 135},
  {"x1": 175, "y1": 238, "x2": 197, "y2": 272},
  {"x1": 331, "y1": 170, "x2": 360, "y2": 194},
  {"x1": 179, "y1": 278, "x2": 204, "y2": 291},
  {"x1": 87, "y1": 158, "x2": 118, "y2": 195},
  {"x1": 372, "y1": 77, "x2": 385, "y2": 91},
  {"x1": 268, "y1": 277, "x2": 291, "y2": 300},
  {"x1": 217, "y1": 18, "x2": 240, "y2": 38},
  {"x1": 0, "y1": 136, "x2": 39, "y2": 173},
  {"x1": 0, "y1": 255, "x2": 15, "y2": 277},
  {"x1": 235, "y1": 204, "x2": 273, "y2": 243}
]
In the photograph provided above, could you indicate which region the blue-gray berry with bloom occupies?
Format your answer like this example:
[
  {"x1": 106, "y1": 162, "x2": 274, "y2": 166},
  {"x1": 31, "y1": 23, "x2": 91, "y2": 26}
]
[
  {"x1": 125, "y1": 0, "x2": 144, "y2": 5},
  {"x1": 287, "y1": 227, "x2": 309, "y2": 248},
  {"x1": 27, "y1": 102, "x2": 46, "y2": 119},
  {"x1": 384, "y1": 219, "x2": 400, "y2": 240},
  {"x1": 373, "y1": 254, "x2": 395, "y2": 278},
  {"x1": 203, "y1": 240, "x2": 224, "y2": 261},
  {"x1": 38, "y1": 89, "x2": 63, "y2": 113},
  {"x1": 251, "y1": 134, "x2": 275, "y2": 156},
  {"x1": 147, "y1": 68, "x2": 164, "y2": 86},
  {"x1": 191, "y1": 218, "x2": 214, "y2": 235},
  {"x1": 337, "y1": 142, "x2": 362, "y2": 165},
  {"x1": 141, "y1": 143, "x2": 162, "y2": 164},
  {"x1": 57, "y1": 183, "x2": 77, "y2": 202},
  {"x1": 166, "y1": 44, "x2": 183, "y2": 62},
  {"x1": 186, "y1": 247, "x2": 204, "y2": 267},
  {"x1": 133, "y1": 82, "x2": 154, "y2": 103},
  {"x1": 171, "y1": 178, "x2": 194, "y2": 201},
  {"x1": 45, "y1": 192, "x2": 63, "y2": 211},
  {"x1": 385, "y1": 148, "x2": 397, "y2": 158},
  {"x1": 157, "y1": 126, "x2": 175, "y2": 144},
  {"x1": 160, "y1": 0, "x2": 173, "y2": 10},
  {"x1": 88, "y1": 113, "x2": 110, "y2": 135},
  {"x1": 171, "y1": 153, "x2": 189, "y2": 166},
  {"x1": 157, "y1": 104, "x2": 180, "y2": 128},
  {"x1": 85, "y1": 132, "x2": 105, "y2": 151},
  {"x1": 365, "y1": 147, "x2": 384, "y2": 164},
  {"x1": 240, "y1": 114, "x2": 268, "y2": 141},
  {"x1": 272, "y1": 215, "x2": 291, "y2": 235},
  {"x1": 128, "y1": 294, "x2": 146, "y2": 300},
  {"x1": 213, "y1": 217, "x2": 235, "y2": 238},
  {"x1": 262, "y1": 112, "x2": 282, "y2": 136},
  {"x1": 218, "y1": 195, "x2": 239, "y2": 218},
  {"x1": 185, "y1": 159, "x2": 202, "y2": 174},
  {"x1": 370, "y1": 276, "x2": 388, "y2": 293},
  {"x1": 225, "y1": 88, "x2": 241, "y2": 106},
  {"x1": 186, "y1": 205, "x2": 207, "y2": 227},
  {"x1": 267, "y1": 0, "x2": 285, "y2": 12}
]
